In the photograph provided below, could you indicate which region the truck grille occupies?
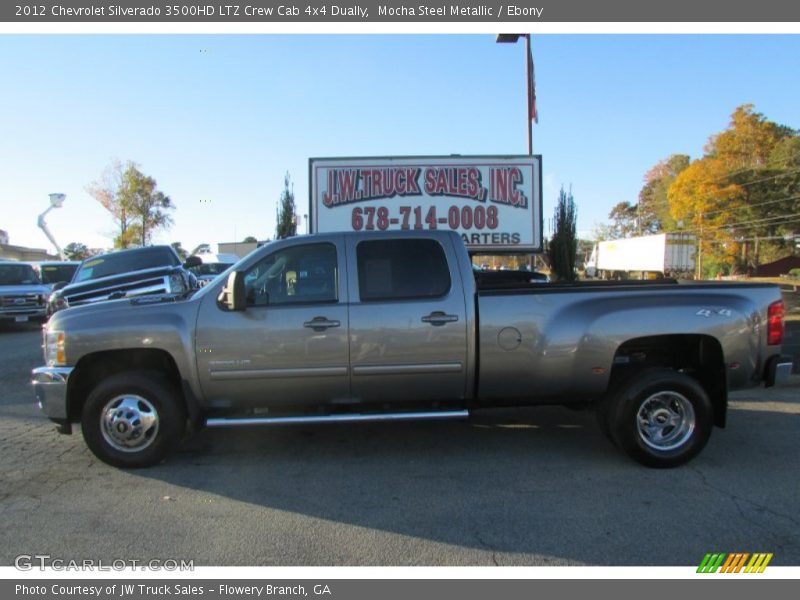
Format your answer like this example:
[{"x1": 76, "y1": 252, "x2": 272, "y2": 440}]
[
  {"x1": 0, "y1": 294, "x2": 43, "y2": 314},
  {"x1": 64, "y1": 276, "x2": 170, "y2": 305}
]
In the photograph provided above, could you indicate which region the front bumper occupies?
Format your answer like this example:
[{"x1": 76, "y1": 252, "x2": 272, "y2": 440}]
[
  {"x1": 0, "y1": 308, "x2": 47, "y2": 321},
  {"x1": 32, "y1": 366, "x2": 73, "y2": 422},
  {"x1": 764, "y1": 354, "x2": 794, "y2": 388}
]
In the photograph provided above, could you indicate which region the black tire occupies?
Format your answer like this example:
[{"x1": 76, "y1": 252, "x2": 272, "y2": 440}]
[
  {"x1": 594, "y1": 394, "x2": 615, "y2": 443},
  {"x1": 605, "y1": 368, "x2": 713, "y2": 468},
  {"x1": 81, "y1": 371, "x2": 186, "y2": 468}
]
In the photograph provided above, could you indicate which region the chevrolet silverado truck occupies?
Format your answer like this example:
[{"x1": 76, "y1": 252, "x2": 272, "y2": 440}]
[
  {"x1": 47, "y1": 245, "x2": 200, "y2": 315},
  {"x1": 32, "y1": 231, "x2": 792, "y2": 469}
]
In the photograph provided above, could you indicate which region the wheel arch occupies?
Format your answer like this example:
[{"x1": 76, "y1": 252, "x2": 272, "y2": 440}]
[
  {"x1": 609, "y1": 334, "x2": 727, "y2": 428},
  {"x1": 67, "y1": 349, "x2": 186, "y2": 423}
]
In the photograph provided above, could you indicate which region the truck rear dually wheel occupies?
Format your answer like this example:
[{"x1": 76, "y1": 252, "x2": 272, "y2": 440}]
[
  {"x1": 81, "y1": 371, "x2": 186, "y2": 468},
  {"x1": 604, "y1": 368, "x2": 713, "y2": 468}
]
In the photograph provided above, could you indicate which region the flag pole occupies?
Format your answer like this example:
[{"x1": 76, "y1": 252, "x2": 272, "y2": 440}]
[{"x1": 526, "y1": 33, "x2": 533, "y2": 156}]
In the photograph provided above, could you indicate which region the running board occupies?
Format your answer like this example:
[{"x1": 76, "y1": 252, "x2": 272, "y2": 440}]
[{"x1": 205, "y1": 410, "x2": 469, "y2": 428}]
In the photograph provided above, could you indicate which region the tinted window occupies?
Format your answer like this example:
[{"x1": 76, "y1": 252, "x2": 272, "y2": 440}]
[
  {"x1": 244, "y1": 243, "x2": 338, "y2": 307},
  {"x1": 357, "y1": 239, "x2": 450, "y2": 301},
  {"x1": 0, "y1": 264, "x2": 40, "y2": 285},
  {"x1": 75, "y1": 247, "x2": 180, "y2": 282},
  {"x1": 39, "y1": 264, "x2": 79, "y2": 284}
]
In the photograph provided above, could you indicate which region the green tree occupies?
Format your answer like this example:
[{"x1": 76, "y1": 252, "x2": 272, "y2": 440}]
[
  {"x1": 275, "y1": 172, "x2": 297, "y2": 240},
  {"x1": 63, "y1": 242, "x2": 90, "y2": 261},
  {"x1": 118, "y1": 165, "x2": 174, "y2": 247},
  {"x1": 242, "y1": 236, "x2": 258, "y2": 243},
  {"x1": 548, "y1": 186, "x2": 578, "y2": 282}
]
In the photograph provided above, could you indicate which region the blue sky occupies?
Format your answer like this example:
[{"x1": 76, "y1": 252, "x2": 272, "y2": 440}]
[{"x1": 1, "y1": 34, "x2": 799, "y2": 253}]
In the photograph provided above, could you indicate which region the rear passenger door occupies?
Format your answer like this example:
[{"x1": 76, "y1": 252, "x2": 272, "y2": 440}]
[{"x1": 346, "y1": 236, "x2": 469, "y2": 404}]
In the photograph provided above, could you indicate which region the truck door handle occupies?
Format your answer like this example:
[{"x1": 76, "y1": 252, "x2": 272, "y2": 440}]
[
  {"x1": 303, "y1": 317, "x2": 341, "y2": 332},
  {"x1": 421, "y1": 311, "x2": 459, "y2": 326}
]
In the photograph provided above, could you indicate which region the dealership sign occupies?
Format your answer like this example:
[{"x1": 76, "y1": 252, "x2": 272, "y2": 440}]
[{"x1": 309, "y1": 155, "x2": 543, "y2": 252}]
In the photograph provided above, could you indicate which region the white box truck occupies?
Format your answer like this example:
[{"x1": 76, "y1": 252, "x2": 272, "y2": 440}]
[{"x1": 586, "y1": 233, "x2": 696, "y2": 279}]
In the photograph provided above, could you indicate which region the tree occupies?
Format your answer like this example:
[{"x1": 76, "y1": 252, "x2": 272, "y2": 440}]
[
  {"x1": 669, "y1": 105, "x2": 800, "y2": 276},
  {"x1": 63, "y1": 242, "x2": 91, "y2": 261},
  {"x1": 242, "y1": 236, "x2": 258, "y2": 243},
  {"x1": 275, "y1": 172, "x2": 297, "y2": 240},
  {"x1": 638, "y1": 154, "x2": 690, "y2": 233},
  {"x1": 86, "y1": 159, "x2": 133, "y2": 246},
  {"x1": 171, "y1": 242, "x2": 188, "y2": 261},
  {"x1": 118, "y1": 166, "x2": 174, "y2": 247},
  {"x1": 548, "y1": 186, "x2": 578, "y2": 282},
  {"x1": 88, "y1": 160, "x2": 174, "y2": 248}
]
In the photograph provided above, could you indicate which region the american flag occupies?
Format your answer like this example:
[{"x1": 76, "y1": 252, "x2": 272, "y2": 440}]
[{"x1": 527, "y1": 37, "x2": 538, "y2": 124}]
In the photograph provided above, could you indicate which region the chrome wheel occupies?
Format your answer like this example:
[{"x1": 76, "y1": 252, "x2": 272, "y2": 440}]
[
  {"x1": 635, "y1": 391, "x2": 696, "y2": 451},
  {"x1": 100, "y1": 395, "x2": 160, "y2": 453}
]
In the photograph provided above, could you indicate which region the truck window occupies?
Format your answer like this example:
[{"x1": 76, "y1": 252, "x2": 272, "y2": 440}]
[
  {"x1": 356, "y1": 239, "x2": 450, "y2": 301},
  {"x1": 244, "y1": 243, "x2": 338, "y2": 306}
]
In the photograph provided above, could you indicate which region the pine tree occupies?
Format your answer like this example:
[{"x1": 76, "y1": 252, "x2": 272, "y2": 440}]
[{"x1": 275, "y1": 172, "x2": 297, "y2": 240}]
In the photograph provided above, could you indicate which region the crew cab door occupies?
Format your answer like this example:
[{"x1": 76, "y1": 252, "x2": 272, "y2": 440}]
[
  {"x1": 195, "y1": 238, "x2": 350, "y2": 410},
  {"x1": 346, "y1": 236, "x2": 469, "y2": 404}
]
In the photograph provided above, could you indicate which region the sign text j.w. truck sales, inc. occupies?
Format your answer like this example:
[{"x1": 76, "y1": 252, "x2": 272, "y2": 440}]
[{"x1": 309, "y1": 155, "x2": 543, "y2": 252}]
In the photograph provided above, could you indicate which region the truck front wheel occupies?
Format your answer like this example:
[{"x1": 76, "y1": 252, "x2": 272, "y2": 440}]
[
  {"x1": 605, "y1": 368, "x2": 713, "y2": 468},
  {"x1": 81, "y1": 371, "x2": 186, "y2": 468}
]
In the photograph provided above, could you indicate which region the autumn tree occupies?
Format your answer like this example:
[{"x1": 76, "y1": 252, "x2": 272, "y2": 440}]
[
  {"x1": 669, "y1": 105, "x2": 800, "y2": 276},
  {"x1": 86, "y1": 159, "x2": 133, "y2": 246},
  {"x1": 638, "y1": 154, "x2": 690, "y2": 232},
  {"x1": 548, "y1": 186, "x2": 578, "y2": 282},
  {"x1": 275, "y1": 172, "x2": 297, "y2": 240},
  {"x1": 88, "y1": 161, "x2": 174, "y2": 248}
]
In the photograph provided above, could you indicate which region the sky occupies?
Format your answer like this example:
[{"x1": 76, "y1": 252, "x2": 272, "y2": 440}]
[{"x1": 1, "y1": 33, "x2": 799, "y2": 254}]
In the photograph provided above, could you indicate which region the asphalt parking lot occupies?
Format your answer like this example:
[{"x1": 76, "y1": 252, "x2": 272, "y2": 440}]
[{"x1": 1, "y1": 322, "x2": 799, "y2": 567}]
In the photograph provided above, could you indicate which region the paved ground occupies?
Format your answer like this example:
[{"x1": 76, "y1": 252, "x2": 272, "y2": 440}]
[{"x1": 1, "y1": 322, "x2": 799, "y2": 566}]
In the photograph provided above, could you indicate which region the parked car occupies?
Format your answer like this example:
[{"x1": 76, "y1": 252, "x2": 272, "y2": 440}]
[
  {"x1": 188, "y1": 252, "x2": 238, "y2": 286},
  {"x1": 29, "y1": 261, "x2": 80, "y2": 289},
  {"x1": 47, "y1": 246, "x2": 200, "y2": 315},
  {"x1": 0, "y1": 260, "x2": 50, "y2": 324},
  {"x1": 33, "y1": 231, "x2": 791, "y2": 469}
]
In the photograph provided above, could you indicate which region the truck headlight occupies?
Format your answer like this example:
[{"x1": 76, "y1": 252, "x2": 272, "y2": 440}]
[
  {"x1": 168, "y1": 273, "x2": 186, "y2": 294},
  {"x1": 45, "y1": 330, "x2": 67, "y2": 367},
  {"x1": 49, "y1": 292, "x2": 69, "y2": 312}
]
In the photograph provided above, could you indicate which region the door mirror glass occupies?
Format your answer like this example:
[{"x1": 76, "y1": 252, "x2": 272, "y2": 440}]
[{"x1": 218, "y1": 271, "x2": 246, "y2": 311}]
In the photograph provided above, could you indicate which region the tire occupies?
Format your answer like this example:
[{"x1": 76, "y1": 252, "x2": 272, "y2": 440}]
[
  {"x1": 81, "y1": 371, "x2": 186, "y2": 468},
  {"x1": 605, "y1": 368, "x2": 713, "y2": 468},
  {"x1": 594, "y1": 394, "x2": 615, "y2": 443}
]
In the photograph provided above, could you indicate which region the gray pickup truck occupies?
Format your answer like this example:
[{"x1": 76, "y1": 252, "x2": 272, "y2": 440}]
[{"x1": 32, "y1": 231, "x2": 792, "y2": 469}]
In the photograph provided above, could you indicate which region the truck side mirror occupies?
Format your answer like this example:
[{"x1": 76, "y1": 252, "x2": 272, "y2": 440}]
[
  {"x1": 184, "y1": 256, "x2": 202, "y2": 269},
  {"x1": 219, "y1": 271, "x2": 246, "y2": 311}
]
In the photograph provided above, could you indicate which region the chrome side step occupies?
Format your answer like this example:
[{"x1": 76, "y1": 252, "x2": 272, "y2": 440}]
[{"x1": 205, "y1": 410, "x2": 469, "y2": 428}]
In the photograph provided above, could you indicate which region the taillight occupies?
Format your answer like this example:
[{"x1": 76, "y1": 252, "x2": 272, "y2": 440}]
[{"x1": 767, "y1": 300, "x2": 784, "y2": 346}]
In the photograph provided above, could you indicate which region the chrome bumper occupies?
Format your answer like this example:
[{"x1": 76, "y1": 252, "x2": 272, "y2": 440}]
[{"x1": 31, "y1": 366, "x2": 73, "y2": 420}]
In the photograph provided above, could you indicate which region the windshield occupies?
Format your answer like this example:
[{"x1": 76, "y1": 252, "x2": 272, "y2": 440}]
[
  {"x1": 0, "y1": 263, "x2": 41, "y2": 286},
  {"x1": 39, "y1": 263, "x2": 79, "y2": 285},
  {"x1": 192, "y1": 263, "x2": 234, "y2": 276},
  {"x1": 75, "y1": 247, "x2": 180, "y2": 282}
]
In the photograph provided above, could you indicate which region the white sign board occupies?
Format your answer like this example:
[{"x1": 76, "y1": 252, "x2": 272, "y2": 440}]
[{"x1": 309, "y1": 155, "x2": 543, "y2": 252}]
